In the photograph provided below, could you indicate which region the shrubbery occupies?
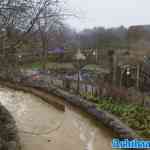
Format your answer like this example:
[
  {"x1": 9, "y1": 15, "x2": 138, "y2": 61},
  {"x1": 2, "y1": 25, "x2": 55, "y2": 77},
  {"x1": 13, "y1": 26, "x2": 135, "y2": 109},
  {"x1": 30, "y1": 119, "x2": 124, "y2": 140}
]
[{"x1": 81, "y1": 92, "x2": 150, "y2": 138}]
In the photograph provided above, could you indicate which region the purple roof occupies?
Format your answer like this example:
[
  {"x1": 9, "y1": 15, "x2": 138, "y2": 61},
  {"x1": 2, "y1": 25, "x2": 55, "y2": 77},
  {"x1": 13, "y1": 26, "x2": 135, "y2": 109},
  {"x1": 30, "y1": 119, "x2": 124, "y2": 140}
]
[{"x1": 48, "y1": 48, "x2": 64, "y2": 53}]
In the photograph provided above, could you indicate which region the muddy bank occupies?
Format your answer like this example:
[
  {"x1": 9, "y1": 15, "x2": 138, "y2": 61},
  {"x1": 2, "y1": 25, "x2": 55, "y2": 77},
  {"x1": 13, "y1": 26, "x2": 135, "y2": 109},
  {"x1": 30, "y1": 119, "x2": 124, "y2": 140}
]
[
  {"x1": 0, "y1": 102, "x2": 20, "y2": 150},
  {"x1": 0, "y1": 80, "x2": 139, "y2": 140}
]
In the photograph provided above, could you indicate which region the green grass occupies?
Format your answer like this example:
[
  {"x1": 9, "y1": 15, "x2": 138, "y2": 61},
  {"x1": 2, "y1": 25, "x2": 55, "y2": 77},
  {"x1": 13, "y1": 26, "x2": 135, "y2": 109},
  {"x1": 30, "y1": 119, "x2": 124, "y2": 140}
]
[
  {"x1": 21, "y1": 61, "x2": 75, "y2": 71},
  {"x1": 31, "y1": 62, "x2": 43, "y2": 69},
  {"x1": 20, "y1": 61, "x2": 42, "y2": 70},
  {"x1": 46, "y1": 62, "x2": 75, "y2": 70}
]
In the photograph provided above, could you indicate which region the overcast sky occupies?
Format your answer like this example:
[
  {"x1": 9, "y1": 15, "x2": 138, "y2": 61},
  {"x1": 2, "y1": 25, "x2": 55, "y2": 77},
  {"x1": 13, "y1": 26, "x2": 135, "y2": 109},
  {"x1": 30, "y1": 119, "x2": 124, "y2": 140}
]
[{"x1": 65, "y1": 0, "x2": 150, "y2": 31}]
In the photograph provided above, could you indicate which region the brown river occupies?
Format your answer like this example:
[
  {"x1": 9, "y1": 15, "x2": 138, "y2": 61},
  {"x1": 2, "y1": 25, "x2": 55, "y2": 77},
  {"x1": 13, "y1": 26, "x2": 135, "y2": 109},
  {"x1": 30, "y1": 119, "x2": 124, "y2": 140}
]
[{"x1": 0, "y1": 86, "x2": 113, "y2": 150}]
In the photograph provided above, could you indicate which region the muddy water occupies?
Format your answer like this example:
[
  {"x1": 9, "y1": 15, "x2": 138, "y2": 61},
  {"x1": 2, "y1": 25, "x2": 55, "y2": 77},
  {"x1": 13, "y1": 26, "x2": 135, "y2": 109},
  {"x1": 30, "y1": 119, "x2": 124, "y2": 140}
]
[{"x1": 0, "y1": 86, "x2": 113, "y2": 150}]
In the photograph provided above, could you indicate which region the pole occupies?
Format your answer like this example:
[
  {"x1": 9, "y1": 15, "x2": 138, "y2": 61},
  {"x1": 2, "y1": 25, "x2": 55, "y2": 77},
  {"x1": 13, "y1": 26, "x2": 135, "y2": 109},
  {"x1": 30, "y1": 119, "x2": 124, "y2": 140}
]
[
  {"x1": 120, "y1": 69, "x2": 123, "y2": 88},
  {"x1": 136, "y1": 64, "x2": 140, "y2": 89},
  {"x1": 77, "y1": 70, "x2": 80, "y2": 94},
  {"x1": 96, "y1": 49, "x2": 98, "y2": 64},
  {"x1": 113, "y1": 54, "x2": 117, "y2": 85}
]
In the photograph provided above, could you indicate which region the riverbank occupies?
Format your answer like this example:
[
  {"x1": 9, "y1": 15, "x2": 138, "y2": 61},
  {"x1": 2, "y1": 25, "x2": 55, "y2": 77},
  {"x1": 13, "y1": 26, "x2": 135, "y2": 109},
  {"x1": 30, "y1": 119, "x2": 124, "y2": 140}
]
[{"x1": 0, "y1": 79, "x2": 139, "y2": 140}]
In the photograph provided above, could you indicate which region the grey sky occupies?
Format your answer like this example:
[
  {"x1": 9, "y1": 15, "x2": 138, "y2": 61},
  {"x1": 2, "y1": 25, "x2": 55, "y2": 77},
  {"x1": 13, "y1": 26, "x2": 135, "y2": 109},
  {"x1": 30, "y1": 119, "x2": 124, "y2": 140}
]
[{"x1": 65, "y1": 0, "x2": 150, "y2": 31}]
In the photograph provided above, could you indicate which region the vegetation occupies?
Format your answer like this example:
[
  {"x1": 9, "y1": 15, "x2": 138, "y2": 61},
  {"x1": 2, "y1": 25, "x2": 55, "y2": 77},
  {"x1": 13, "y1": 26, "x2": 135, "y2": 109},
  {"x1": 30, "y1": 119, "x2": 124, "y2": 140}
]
[
  {"x1": 81, "y1": 92, "x2": 150, "y2": 138},
  {"x1": 78, "y1": 26, "x2": 128, "y2": 49},
  {"x1": 0, "y1": 0, "x2": 67, "y2": 77}
]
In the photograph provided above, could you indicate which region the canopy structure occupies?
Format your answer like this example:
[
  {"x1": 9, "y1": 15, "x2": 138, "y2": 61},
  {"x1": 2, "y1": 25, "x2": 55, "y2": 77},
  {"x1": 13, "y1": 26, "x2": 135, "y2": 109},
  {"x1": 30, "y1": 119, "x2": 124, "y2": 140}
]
[
  {"x1": 46, "y1": 62, "x2": 75, "y2": 73},
  {"x1": 82, "y1": 64, "x2": 110, "y2": 74},
  {"x1": 48, "y1": 48, "x2": 64, "y2": 54}
]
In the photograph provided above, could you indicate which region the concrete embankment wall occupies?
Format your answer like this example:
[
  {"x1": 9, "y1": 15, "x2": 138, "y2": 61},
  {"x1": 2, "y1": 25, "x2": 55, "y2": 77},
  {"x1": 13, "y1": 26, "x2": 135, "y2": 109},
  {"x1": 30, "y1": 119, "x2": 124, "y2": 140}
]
[{"x1": 0, "y1": 79, "x2": 140, "y2": 141}]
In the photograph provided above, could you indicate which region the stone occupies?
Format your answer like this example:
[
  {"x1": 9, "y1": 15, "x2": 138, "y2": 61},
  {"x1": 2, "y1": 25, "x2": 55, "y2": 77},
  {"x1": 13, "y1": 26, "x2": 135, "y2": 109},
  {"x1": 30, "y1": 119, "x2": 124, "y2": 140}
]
[
  {"x1": 0, "y1": 103, "x2": 20, "y2": 150},
  {"x1": 144, "y1": 96, "x2": 150, "y2": 108},
  {"x1": 6, "y1": 141, "x2": 17, "y2": 150}
]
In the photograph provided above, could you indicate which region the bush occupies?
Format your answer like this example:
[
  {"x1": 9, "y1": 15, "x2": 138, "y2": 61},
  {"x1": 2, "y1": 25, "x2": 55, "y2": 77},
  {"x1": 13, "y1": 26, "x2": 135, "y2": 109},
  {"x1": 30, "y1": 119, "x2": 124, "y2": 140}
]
[
  {"x1": 81, "y1": 92, "x2": 150, "y2": 138},
  {"x1": 95, "y1": 97, "x2": 150, "y2": 138}
]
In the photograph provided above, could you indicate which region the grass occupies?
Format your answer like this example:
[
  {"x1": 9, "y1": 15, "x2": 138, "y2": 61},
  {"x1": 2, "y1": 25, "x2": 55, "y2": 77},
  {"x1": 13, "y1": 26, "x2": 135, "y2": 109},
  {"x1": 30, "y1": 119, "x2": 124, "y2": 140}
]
[
  {"x1": 20, "y1": 61, "x2": 43, "y2": 70},
  {"x1": 31, "y1": 62, "x2": 43, "y2": 69},
  {"x1": 21, "y1": 61, "x2": 75, "y2": 71},
  {"x1": 81, "y1": 92, "x2": 150, "y2": 138},
  {"x1": 46, "y1": 62, "x2": 75, "y2": 70}
]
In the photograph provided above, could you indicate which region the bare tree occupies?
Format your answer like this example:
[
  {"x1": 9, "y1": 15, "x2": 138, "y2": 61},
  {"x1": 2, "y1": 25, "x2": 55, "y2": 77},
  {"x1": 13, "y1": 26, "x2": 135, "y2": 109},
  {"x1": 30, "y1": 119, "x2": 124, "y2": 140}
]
[
  {"x1": 0, "y1": 0, "x2": 65, "y2": 79},
  {"x1": 38, "y1": 8, "x2": 63, "y2": 70}
]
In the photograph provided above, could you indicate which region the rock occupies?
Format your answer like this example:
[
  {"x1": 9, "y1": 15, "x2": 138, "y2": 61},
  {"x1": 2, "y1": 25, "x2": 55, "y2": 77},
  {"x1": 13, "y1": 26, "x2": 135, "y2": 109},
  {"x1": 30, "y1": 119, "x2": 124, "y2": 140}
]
[
  {"x1": 5, "y1": 123, "x2": 15, "y2": 130},
  {"x1": 144, "y1": 96, "x2": 150, "y2": 108},
  {"x1": 128, "y1": 87, "x2": 144, "y2": 104},
  {"x1": 0, "y1": 137, "x2": 4, "y2": 149},
  {"x1": 6, "y1": 141, "x2": 17, "y2": 150},
  {"x1": 0, "y1": 103, "x2": 20, "y2": 150}
]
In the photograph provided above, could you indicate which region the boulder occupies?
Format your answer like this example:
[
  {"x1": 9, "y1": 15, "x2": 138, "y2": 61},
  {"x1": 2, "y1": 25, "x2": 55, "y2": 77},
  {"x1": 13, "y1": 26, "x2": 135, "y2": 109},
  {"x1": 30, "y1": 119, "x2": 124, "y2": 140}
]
[{"x1": 0, "y1": 103, "x2": 20, "y2": 150}]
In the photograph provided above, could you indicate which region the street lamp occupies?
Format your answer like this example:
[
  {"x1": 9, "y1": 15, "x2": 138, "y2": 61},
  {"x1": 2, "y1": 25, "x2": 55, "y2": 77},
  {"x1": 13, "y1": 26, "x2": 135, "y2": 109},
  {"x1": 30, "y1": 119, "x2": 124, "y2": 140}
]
[{"x1": 75, "y1": 49, "x2": 86, "y2": 94}]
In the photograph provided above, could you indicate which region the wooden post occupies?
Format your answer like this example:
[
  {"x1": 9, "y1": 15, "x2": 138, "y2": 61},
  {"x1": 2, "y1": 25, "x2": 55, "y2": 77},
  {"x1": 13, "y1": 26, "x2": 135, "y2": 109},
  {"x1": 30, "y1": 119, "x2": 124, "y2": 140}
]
[
  {"x1": 85, "y1": 84, "x2": 87, "y2": 94},
  {"x1": 76, "y1": 70, "x2": 80, "y2": 94},
  {"x1": 136, "y1": 64, "x2": 140, "y2": 89},
  {"x1": 92, "y1": 86, "x2": 94, "y2": 96},
  {"x1": 96, "y1": 49, "x2": 98, "y2": 64},
  {"x1": 120, "y1": 69, "x2": 123, "y2": 88},
  {"x1": 113, "y1": 54, "x2": 118, "y2": 85}
]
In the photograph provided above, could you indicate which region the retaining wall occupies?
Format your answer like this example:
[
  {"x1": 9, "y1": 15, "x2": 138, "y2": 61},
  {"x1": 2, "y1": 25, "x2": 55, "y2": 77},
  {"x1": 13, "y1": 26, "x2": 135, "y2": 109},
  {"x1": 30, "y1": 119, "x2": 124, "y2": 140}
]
[{"x1": 0, "y1": 79, "x2": 140, "y2": 140}]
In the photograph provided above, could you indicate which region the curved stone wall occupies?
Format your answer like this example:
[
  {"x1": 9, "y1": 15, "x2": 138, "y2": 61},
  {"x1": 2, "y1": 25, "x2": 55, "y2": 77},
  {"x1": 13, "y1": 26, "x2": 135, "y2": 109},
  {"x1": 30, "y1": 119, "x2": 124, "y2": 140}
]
[{"x1": 0, "y1": 80, "x2": 140, "y2": 140}]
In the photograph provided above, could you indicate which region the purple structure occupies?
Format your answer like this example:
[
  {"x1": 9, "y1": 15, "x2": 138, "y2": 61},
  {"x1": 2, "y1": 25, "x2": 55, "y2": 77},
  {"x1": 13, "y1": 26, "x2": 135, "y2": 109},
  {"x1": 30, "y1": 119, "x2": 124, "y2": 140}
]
[{"x1": 48, "y1": 48, "x2": 64, "y2": 53}]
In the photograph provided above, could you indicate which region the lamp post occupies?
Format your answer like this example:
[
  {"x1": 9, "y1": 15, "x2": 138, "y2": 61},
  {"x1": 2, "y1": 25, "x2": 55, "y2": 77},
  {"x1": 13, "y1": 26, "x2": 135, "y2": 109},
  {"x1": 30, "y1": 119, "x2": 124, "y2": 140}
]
[{"x1": 75, "y1": 49, "x2": 86, "y2": 94}]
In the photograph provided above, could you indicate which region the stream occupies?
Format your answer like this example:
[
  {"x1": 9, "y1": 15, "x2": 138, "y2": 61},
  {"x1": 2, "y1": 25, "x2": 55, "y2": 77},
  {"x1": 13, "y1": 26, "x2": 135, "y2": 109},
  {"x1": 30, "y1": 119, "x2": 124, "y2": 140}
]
[{"x1": 0, "y1": 86, "x2": 113, "y2": 150}]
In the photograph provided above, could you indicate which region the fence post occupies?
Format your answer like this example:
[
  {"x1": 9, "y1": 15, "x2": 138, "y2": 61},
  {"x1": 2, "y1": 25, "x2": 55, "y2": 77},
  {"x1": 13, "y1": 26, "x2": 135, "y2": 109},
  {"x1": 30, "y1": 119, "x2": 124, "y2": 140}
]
[
  {"x1": 136, "y1": 64, "x2": 140, "y2": 90},
  {"x1": 113, "y1": 54, "x2": 118, "y2": 86}
]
